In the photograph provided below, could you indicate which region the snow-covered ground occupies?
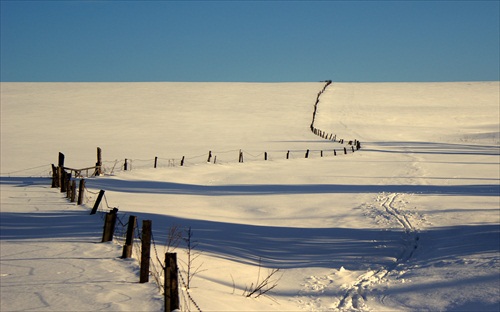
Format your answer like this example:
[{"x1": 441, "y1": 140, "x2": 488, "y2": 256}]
[{"x1": 1, "y1": 81, "x2": 499, "y2": 311}]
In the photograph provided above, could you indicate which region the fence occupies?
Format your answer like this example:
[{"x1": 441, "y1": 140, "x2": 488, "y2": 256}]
[
  {"x1": 46, "y1": 80, "x2": 359, "y2": 311},
  {"x1": 51, "y1": 163, "x2": 201, "y2": 312}
]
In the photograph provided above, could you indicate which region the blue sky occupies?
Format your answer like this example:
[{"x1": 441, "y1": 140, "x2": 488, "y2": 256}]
[{"x1": 1, "y1": 0, "x2": 499, "y2": 82}]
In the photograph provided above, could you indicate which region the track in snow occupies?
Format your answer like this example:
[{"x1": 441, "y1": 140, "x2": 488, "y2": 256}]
[{"x1": 336, "y1": 193, "x2": 420, "y2": 311}]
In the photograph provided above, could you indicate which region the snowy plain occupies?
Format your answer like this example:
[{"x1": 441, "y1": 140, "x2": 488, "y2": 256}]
[{"x1": 1, "y1": 81, "x2": 499, "y2": 311}]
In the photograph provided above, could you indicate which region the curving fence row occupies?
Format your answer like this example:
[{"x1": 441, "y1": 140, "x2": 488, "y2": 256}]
[{"x1": 310, "y1": 80, "x2": 361, "y2": 151}]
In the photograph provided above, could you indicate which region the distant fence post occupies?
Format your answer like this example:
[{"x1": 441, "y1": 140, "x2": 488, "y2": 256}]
[
  {"x1": 121, "y1": 215, "x2": 137, "y2": 259},
  {"x1": 70, "y1": 180, "x2": 76, "y2": 202},
  {"x1": 95, "y1": 147, "x2": 102, "y2": 176},
  {"x1": 154, "y1": 157, "x2": 158, "y2": 168},
  {"x1": 180, "y1": 156, "x2": 185, "y2": 166},
  {"x1": 58, "y1": 152, "x2": 65, "y2": 188},
  {"x1": 239, "y1": 150, "x2": 244, "y2": 163},
  {"x1": 77, "y1": 179, "x2": 85, "y2": 205},
  {"x1": 90, "y1": 190, "x2": 105, "y2": 215},
  {"x1": 101, "y1": 208, "x2": 118, "y2": 242},
  {"x1": 286, "y1": 150, "x2": 290, "y2": 159},
  {"x1": 51, "y1": 164, "x2": 58, "y2": 188},
  {"x1": 207, "y1": 151, "x2": 212, "y2": 163},
  {"x1": 164, "y1": 252, "x2": 180, "y2": 312},
  {"x1": 305, "y1": 149, "x2": 309, "y2": 158},
  {"x1": 344, "y1": 147, "x2": 347, "y2": 154},
  {"x1": 140, "y1": 220, "x2": 152, "y2": 283},
  {"x1": 124, "y1": 159, "x2": 128, "y2": 171},
  {"x1": 264, "y1": 152, "x2": 268, "y2": 161}
]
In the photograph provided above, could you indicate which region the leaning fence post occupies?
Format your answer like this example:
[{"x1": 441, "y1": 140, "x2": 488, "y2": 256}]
[
  {"x1": 207, "y1": 151, "x2": 212, "y2": 163},
  {"x1": 140, "y1": 220, "x2": 152, "y2": 283},
  {"x1": 180, "y1": 156, "x2": 185, "y2": 166},
  {"x1": 77, "y1": 179, "x2": 85, "y2": 205},
  {"x1": 286, "y1": 150, "x2": 290, "y2": 159},
  {"x1": 164, "y1": 252, "x2": 180, "y2": 312},
  {"x1": 344, "y1": 147, "x2": 347, "y2": 154},
  {"x1": 121, "y1": 215, "x2": 137, "y2": 259},
  {"x1": 90, "y1": 190, "x2": 105, "y2": 215},
  {"x1": 305, "y1": 149, "x2": 309, "y2": 158},
  {"x1": 101, "y1": 208, "x2": 118, "y2": 242}
]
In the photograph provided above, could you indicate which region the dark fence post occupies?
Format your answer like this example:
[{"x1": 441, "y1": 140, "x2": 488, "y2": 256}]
[
  {"x1": 77, "y1": 179, "x2": 85, "y2": 205},
  {"x1": 95, "y1": 147, "x2": 102, "y2": 176},
  {"x1": 124, "y1": 159, "x2": 128, "y2": 171},
  {"x1": 164, "y1": 252, "x2": 180, "y2": 312},
  {"x1": 90, "y1": 190, "x2": 105, "y2": 215},
  {"x1": 58, "y1": 152, "x2": 65, "y2": 188},
  {"x1": 51, "y1": 164, "x2": 58, "y2": 188},
  {"x1": 207, "y1": 151, "x2": 212, "y2": 163},
  {"x1": 239, "y1": 150, "x2": 244, "y2": 163},
  {"x1": 344, "y1": 147, "x2": 347, "y2": 154},
  {"x1": 70, "y1": 180, "x2": 76, "y2": 202},
  {"x1": 286, "y1": 150, "x2": 290, "y2": 159},
  {"x1": 305, "y1": 149, "x2": 309, "y2": 158},
  {"x1": 180, "y1": 156, "x2": 185, "y2": 166},
  {"x1": 140, "y1": 220, "x2": 152, "y2": 283},
  {"x1": 154, "y1": 157, "x2": 158, "y2": 168},
  {"x1": 264, "y1": 152, "x2": 267, "y2": 161},
  {"x1": 101, "y1": 208, "x2": 118, "y2": 242},
  {"x1": 122, "y1": 215, "x2": 137, "y2": 259}
]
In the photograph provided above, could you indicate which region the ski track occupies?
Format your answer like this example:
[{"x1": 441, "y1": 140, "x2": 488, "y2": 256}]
[
  {"x1": 337, "y1": 193, "x2": 420, "y2": 311},
  {"x1": 295, "y1": 192, "x2": 421, "y2": 312}
]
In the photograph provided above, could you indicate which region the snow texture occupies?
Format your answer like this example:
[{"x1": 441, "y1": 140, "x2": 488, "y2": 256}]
[{"x1": 1, "y1": 81, "x2": 499, "y2": 311}]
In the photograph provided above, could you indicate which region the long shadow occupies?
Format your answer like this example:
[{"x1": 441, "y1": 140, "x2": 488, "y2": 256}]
[
  {"x1": 0, "y1": 210, "x2": 102, "y2": 241},
  {"x1": 365, "y1": 141, "x2": 500, "y2": 156},
  {"x1": 80, "y1": 178, "x2": 499, "y2": 197},
  {"x1": 2, "y1": 190, "x2": 498, "y2": 272}
]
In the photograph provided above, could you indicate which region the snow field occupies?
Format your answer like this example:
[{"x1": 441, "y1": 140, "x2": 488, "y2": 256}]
[{"x1": 1, "y1": 81, "x2": 499, "y2": 311}]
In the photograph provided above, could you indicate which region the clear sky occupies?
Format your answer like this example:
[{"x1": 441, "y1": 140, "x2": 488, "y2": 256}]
[{"x1": 1, "y1": 0, "x2": 499, "y2": 82}]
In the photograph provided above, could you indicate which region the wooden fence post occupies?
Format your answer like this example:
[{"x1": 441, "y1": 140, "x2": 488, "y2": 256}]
[
  {"x1": 102, "y1": 208, "x2": 118, "y2": 242},
  {"x1": 239, "y1": 150, "x2": 244, "y2": 163},
  {"x1": 264, "y1": 152, "x2": 267, "y2": 160},
  {"x1": 60, "y1": 170, "x2": 67, "y2": 193},
  {"x1": 124, "y1": 159, "x2": 128, "y2": 171},
  {"x1": 213, "y1": 156, "x2": 217, "y2": 164},
  {"x1": 154, "y1": 157, "x2": 158, "y2": 168},
  {"x1": 121, "y1": 215, "x2": 137, "y2": 259},
  {"x1": 334, "y1": 150, "x2": 337, "y2": 156},
  {"x1": 286, "y1": 150, "x2": 290, "y2": 159},
  {"x1": 180, "y1": 156, "x2": 185, "y2": 166},
  {"x1": 77, "y1": 179, "x2": 85, "y2": 205},
  {"x1": 140, "y1": 220, "x2": 152, "y2": 283},
  {"x1": 51, "y1": 164, "x2": 58, "y2": 188},
  {"x1": 344, "y1": 147, "x2": 347, "y2": 154},
  {"x1": 95, "y1": 147, "x2": 102, "y2": 176},
  {"x1": 90, "y1": 190, "x2": 105, "y2": 215},
  {"x1": 70, "y1": 180, "x2": 76, "y2": 202},
  {"x1": 164, "y1": 252, "x2": 180, "y2": 312},
  {"x1": 58, "y1": 152, "x2": 65, "y2": 188},
  {"x1": 305, "y1": 149, "x2": 309, "y2": 158},
  {"x1": 207, "y1": 151, "x2": 212, "y2": 163}
]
